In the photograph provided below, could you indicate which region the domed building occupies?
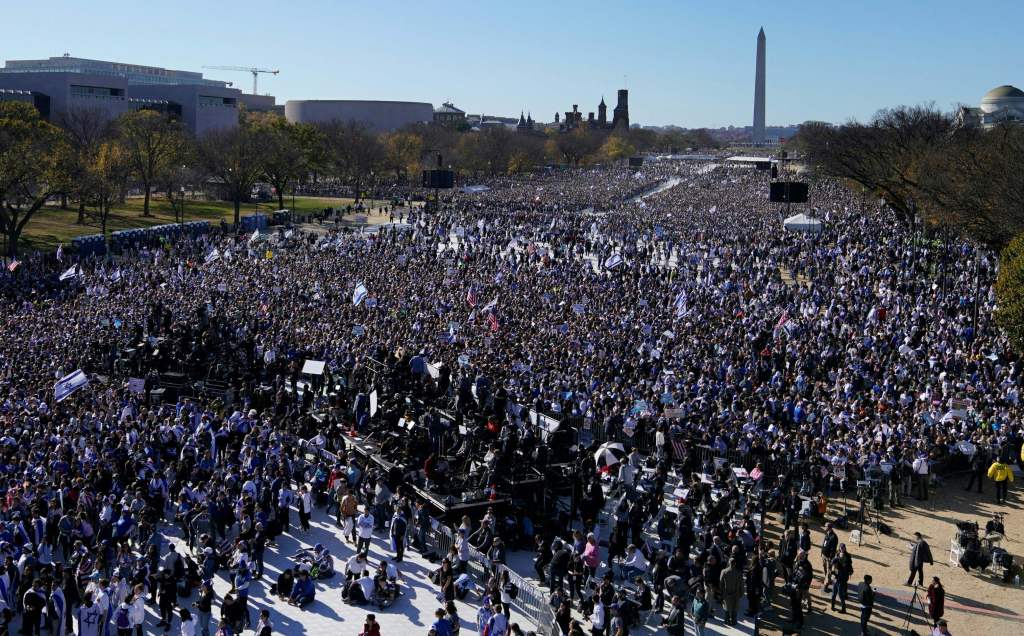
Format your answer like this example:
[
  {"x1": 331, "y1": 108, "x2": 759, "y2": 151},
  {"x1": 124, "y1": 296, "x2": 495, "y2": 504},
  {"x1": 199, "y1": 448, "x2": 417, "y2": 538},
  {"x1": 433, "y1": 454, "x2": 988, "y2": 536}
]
[{"x1": 955, "y1": 85, "x2": 1024, "y2": 129}]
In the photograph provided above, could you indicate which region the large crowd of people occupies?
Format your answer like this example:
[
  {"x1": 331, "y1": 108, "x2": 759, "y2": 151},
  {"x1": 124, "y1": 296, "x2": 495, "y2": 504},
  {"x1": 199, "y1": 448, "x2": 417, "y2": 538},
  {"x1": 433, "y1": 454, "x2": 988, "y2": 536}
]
[{"x1": 0, "y1": 156, "x2": 1020, "y2": 636}]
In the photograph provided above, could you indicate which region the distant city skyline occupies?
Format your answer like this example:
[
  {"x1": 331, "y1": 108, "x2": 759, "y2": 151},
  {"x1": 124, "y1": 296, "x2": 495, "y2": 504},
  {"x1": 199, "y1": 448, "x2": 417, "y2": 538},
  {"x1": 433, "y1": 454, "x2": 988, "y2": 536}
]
[{"x1": 4, "y1": 0, "x2": 1022, "y2": 128}]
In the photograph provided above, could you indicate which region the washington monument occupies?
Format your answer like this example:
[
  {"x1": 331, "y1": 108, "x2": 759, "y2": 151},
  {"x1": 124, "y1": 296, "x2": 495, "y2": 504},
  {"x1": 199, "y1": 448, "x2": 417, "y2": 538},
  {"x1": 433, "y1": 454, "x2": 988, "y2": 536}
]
[{"x1": 753, "y1": 27, "x2": 766, "y2": 144}]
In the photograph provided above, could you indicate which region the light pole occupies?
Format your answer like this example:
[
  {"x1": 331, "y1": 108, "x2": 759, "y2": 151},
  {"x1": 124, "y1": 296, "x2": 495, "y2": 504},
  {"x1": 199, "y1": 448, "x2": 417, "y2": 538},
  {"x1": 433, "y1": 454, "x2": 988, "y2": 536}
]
[{"x1": 179, "y1": 186, "x2": 185, "y2": 226}]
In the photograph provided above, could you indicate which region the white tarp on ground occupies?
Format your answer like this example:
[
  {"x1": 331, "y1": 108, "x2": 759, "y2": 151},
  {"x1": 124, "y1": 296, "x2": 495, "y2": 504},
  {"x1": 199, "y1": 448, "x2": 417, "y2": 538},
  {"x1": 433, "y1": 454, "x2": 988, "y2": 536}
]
[
  {"x1": 461, "y1": 185, "x2": 490, "y2": 193},
  {"x1": 783, "y1": 213, "x2": 823, "y2": 233}
]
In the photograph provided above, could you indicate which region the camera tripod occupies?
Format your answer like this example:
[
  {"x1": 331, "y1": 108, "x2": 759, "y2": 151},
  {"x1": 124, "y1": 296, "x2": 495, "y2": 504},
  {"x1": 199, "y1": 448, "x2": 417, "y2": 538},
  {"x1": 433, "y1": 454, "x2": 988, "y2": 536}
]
[
  {"x1": 900, "y1": 583, "x2": 929, "y2": 635},
  {"x1": 855, "y1": 496, "x2": 880, "y2": 545}
]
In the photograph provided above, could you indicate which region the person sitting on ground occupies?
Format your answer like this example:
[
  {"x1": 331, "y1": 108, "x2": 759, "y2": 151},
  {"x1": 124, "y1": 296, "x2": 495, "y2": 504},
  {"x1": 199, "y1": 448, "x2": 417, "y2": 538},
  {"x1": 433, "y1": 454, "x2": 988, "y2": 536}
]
[
  {"x1": 275, "y1": 566, "x2": 297, "y2": 600},
  {"x1": 293, "y1": 544, "x2": 334, "y2": 579},
  {"x1": 619, "y1": 544, "x2": 648, "y2": 581},
  {"x1": 288, "y1": 570, "x2": 315, "y2": 608}
]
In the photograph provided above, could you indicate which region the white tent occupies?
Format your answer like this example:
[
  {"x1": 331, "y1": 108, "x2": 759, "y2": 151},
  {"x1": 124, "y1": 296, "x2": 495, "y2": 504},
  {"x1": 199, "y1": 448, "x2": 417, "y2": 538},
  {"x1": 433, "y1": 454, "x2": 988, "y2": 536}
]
[{"x1": 783, "y1": 213, "x2": 823, "y2": 233}]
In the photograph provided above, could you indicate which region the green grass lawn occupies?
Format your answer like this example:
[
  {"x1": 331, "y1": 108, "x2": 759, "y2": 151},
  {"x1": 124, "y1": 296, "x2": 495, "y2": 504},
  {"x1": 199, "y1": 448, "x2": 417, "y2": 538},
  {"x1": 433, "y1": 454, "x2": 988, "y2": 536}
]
[{"x1": 18, "y1": 195, "x2": 381, "y2": 253}]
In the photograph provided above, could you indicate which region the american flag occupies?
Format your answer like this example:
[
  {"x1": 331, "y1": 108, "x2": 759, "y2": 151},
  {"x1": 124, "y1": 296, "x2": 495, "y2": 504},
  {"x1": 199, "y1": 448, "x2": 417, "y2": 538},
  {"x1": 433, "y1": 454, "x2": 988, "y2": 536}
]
[
  {"x1": 466, "y1": 286, "x2": 478, "y2": 307},
  {"x1": 7, "y1": 260, "x2": 19, "y2": 273},
  {"x1": 773, "y1": 310, "x2": 790, "y2": 337},
  {"x1": 488, "y1": 312, "x2": 500, "y2": 333}
]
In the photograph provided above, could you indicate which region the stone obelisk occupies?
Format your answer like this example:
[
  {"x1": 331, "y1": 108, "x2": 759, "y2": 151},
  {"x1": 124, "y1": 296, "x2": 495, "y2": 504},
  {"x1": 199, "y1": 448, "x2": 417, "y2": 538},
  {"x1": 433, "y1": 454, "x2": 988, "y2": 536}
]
[{"x1": 753, "y1": 27, "x2": 766, "y2": 144}]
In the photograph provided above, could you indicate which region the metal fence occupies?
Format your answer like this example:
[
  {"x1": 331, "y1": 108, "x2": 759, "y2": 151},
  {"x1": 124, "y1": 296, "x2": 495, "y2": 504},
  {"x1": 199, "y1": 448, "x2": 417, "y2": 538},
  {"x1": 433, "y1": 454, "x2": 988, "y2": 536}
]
[{"x1": 421, "y1": 520, "x2": 554, "y2": 634}]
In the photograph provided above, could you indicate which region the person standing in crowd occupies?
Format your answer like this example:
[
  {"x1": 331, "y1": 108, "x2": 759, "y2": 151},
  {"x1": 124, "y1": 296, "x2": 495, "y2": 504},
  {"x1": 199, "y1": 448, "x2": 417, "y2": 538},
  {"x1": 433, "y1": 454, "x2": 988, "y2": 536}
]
[
  {"x1": 77, "y1": 593, "x2": 105, "y2": 636},
  {"x1": 298, "y1": 485, "x2": 313, "y2": 532},
  {"x1": 965, "y1": 445, "x2": 989, "y2": 493},
  {"x1": 795, "y1": 550, "x2": 814, "y2": 614},
  {"x1": 589, "y1": 597, "x2": 606, "y2": 636},
  {"x1": 933, "y1": 618, "x2": 952, "y2": 636},
  {"x1": 431, "y1": 608, "x2": 453, "y2": 636},
  {"x1": 927, "y1": 577, "x2": 945, "y2": 628},
  {"x1": 22, "y1": 578, "x2": 46, "y2": 636},
  {"x1": 907, "y1": 533, "x2": 933, "y2": 586},
  {"x1": 831, "y1": 544, "x2": 854, "y2": 613},
  {"x1": 913, "y1": 452, "x2": 930, "y2": 501},
  {"x1": 859, "y1": 574, "x2": 875, "y2": 636},
  {"x1": 487, "y1": 601, "x2": 509, "y2": 636},
  {"x1": 179, "y1": 608, "x2": 196, "y2": 636},
  {"x1": 390, "y1": 506, "x2": 408, "y2": 562},
  {"x1": 691, "y1": 587, "x2": 709, "y2": 636},
  {"x1": 719, "y1": 558, "x2": 744, "y2": 626},
  {"x1": 277, "y1": 483, "x2": 294, "y2": 534},
  {"x1": 987, "y1": 456, "x2": 1014, "y2": 504},
  {"x1": 193, "y1": 581, "x2": 213, "y2": 636},
  {"x1": 821, "y1": 523, "x2": 839, "y2": 591},
  {"x1": 356, "y1": 507, "x2": 375, "y2": 554}
]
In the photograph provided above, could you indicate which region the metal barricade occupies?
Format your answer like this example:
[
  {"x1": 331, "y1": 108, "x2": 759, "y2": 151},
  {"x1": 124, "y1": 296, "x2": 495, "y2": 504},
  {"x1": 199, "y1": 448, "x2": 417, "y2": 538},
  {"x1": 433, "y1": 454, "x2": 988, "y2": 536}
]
[
  {"x1": 428, "y1": 523, "x2": 457, "y2": 561},
  {"x1": 496, "y1": 564, "x2": 554, "y2": 633},
  {"x1": 421, "y1": 522, "x2": 550, "y2": 634}
]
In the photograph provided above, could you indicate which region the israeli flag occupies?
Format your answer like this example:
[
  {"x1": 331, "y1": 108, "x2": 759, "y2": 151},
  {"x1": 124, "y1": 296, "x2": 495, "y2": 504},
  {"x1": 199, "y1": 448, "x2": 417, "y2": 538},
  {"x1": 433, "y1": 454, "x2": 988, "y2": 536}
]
[
  {"x1": 205, "y1": 248, "x2": 220, "y2": 264},
  {"x1": 352, "y1": 283, "x2": 368, "y2": 306},
  {"x1": 674, "y1": 290, "x2": 688, "y2": 317},
  {"x1": 604, "y1": 254, "x2": 624, "y2": 270},
  {"x1": 482, "y1": 298, "x2": 498, "y2": 313},
  {"x1": 54, "y1": 369, "x2": 89, "y2": 402},
  {"x1": 249, "y1": 230, "x2": 260, "y2": 244},
  {"x1": 59, "y1": 265, "x2": 80, "y2": 281}
]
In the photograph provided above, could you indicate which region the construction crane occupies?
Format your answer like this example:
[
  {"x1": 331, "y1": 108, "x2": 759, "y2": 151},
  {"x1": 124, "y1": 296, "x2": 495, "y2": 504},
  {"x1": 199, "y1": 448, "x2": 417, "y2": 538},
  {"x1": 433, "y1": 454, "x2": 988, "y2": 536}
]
[{"x1": 202, "y1": 66, "x2": 279, "y2": 95}]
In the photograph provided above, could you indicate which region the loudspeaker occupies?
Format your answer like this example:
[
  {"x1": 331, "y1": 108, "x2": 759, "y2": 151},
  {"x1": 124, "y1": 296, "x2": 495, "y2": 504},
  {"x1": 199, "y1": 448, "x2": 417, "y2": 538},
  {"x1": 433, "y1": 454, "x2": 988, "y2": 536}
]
[
  {"x1": 421, "y1": 170, "x2": 454, "y2": 189},
  {"x1": 628, "y1": 157, "x2": 643, "y2": 167},
  {"x1": 770, "y1": 182, "x2": 808, "y2": 203}
]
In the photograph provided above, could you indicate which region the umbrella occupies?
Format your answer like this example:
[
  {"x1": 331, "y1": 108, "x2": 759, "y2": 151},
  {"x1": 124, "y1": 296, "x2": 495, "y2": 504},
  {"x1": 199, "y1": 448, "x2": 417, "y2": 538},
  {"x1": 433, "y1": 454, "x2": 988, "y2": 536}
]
[{"x1": 594, "y1": 442, "x2": 626, "y2": 471}]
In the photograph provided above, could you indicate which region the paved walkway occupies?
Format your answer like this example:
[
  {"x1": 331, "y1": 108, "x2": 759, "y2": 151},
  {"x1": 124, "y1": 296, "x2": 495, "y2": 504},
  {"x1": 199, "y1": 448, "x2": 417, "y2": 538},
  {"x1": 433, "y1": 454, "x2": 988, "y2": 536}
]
[{"x1": 153, "y1": 501, "x2": 758, "y2": 636}]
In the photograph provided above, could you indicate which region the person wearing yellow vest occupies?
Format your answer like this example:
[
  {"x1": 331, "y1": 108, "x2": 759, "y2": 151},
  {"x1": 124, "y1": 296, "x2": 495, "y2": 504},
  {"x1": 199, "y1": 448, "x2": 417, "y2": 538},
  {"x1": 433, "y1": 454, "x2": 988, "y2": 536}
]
[{"x1": 987, "y1": 459, "x2": 1014, "y2": 504}]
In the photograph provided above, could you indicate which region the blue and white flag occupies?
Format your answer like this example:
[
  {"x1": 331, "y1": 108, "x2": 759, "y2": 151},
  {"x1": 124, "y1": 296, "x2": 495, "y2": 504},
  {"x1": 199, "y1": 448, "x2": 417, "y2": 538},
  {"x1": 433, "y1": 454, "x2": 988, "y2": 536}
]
[
  {"x1": 205, "y1": 248, "x2": 220, "y2": 264},
  {"x1": 604, "y1": 254, "x2": 624, "y2": 270},
  {"x1": 54, "y1": 369, "x2": 88, "y2": 402},
  {"x1": 353, "y1": 283, "x2": 368, "y2": 306},
  {"x1": 482, "y1": 298, "x2": 497, "y2": 313},
  {"x1": 674, "y1": 289, "x2": 688, "y2": 316},
  {"x1": 59, "y1": 265, "x2": 80, "y2": 281}
]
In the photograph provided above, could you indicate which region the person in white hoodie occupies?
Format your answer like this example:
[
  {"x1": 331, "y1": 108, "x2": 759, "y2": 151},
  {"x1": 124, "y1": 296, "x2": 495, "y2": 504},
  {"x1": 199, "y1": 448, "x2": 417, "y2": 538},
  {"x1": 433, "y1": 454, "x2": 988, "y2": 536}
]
[{"x1": 128, "y1": 584, "x2": 147, "y2": 636}]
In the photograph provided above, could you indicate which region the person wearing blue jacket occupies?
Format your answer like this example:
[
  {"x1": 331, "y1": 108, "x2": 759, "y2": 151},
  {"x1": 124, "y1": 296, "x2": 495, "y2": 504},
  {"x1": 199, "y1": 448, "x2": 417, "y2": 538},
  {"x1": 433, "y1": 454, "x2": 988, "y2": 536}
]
[{"x1": 287, "y1": 571, "x2": 315, "y2": 608}]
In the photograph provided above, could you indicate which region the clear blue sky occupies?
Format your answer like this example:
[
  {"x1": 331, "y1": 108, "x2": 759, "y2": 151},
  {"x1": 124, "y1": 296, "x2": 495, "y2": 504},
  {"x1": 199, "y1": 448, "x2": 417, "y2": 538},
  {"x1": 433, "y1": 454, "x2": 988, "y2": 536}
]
[{"x1": 5, "y1": 0, "x2": 1022, "y2": 128}]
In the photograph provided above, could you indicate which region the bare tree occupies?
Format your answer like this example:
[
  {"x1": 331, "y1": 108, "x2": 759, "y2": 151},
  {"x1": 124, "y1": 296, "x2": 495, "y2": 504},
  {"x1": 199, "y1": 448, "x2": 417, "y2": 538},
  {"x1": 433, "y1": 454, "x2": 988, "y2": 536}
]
[
  {"x1": 198, "y1": 125, "x2": 266, "y2": 226},
  {"x1": 319, "y1": 120, "x2": 382, "y2": 203}
]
